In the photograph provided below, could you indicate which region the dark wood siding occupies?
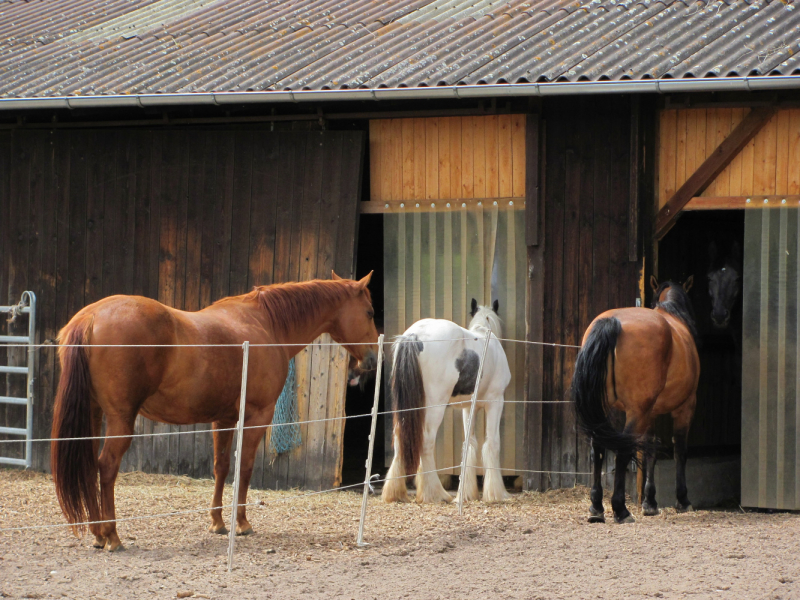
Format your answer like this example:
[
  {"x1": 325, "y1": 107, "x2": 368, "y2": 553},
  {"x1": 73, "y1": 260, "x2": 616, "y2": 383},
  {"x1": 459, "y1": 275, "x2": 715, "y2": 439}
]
[
  {"x1": 0, "y1": 128, "x2": 365, "y2": 491},
  {"x1": 526, "y1": 97, "x2": 641, "y2": 491}
]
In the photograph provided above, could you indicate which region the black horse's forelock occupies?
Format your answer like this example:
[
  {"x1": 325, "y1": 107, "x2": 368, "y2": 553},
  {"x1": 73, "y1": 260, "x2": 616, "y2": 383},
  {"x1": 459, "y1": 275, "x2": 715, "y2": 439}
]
[{"x1": 652, "y1": 281, "x2": 699, "y2": 344}]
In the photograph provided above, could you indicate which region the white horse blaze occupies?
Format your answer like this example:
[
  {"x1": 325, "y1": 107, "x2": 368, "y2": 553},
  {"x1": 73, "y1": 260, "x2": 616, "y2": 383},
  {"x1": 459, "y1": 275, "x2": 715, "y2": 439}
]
[{"x1": 383, "y1": 306, "x2": 512, "y2": 504}]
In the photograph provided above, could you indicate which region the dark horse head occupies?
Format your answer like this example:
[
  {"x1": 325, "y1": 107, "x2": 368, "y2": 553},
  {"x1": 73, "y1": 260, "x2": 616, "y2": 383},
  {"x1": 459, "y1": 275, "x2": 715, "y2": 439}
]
[
  {"x1": 650, "y1": 275, "x2": 699, "y2": 344},
  {"x1": 707, "y1": 241, "x2": 741, "y2": 329}
]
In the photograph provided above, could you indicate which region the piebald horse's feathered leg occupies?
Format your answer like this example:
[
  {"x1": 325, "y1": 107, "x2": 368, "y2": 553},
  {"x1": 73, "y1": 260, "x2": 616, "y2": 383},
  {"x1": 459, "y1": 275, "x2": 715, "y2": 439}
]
[{"x1": 482, "y1": 395, "x2": 510, "y2": 502}]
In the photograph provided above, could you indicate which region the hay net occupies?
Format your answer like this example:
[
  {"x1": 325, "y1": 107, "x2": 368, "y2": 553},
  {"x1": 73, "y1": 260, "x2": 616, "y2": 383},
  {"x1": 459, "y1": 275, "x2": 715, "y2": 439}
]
[{"x1": 267, "y1": 357, "x2": 301, "y2": 462}]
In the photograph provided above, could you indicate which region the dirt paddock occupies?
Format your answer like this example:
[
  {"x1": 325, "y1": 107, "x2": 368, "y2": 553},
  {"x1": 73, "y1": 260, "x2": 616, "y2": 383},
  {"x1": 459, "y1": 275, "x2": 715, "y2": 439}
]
[{"x1": 1, "y1": 470, "x2": 798, "y2": 600}]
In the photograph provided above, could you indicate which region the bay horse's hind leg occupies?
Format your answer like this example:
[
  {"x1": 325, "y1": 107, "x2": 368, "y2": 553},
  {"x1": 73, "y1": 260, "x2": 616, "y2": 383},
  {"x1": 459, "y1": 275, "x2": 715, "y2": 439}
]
[
  {"x1": 672, "y1": 400, "x2": 695, "y2": 512},
  {"x1": 611, "y1": 421, "x2": 636, "y2": 524},
  {"x1": 209, "y1": 423, "x2": 234, "y2": 534},
  {"x1": 641, "y1": 431, "x2": 660, "y2": 516},
  {"x1": 97, "y1": 414, "x2": 135, "y2": 551},
  {"x1": 588, "y1": 440, "x2": 606, "y2": 523}
]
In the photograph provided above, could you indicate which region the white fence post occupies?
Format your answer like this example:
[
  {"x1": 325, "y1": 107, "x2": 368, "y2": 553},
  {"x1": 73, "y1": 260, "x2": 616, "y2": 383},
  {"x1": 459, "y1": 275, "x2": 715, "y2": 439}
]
[
  {"x1": 457, "y1": 328, "x2": 492, "y2": 516},
  {"x1": 356, "y1": 334, "x2": 385, "y2": 547},
  {"x1": 227, "y1": 341, "x2": 250, "y2": 572}
]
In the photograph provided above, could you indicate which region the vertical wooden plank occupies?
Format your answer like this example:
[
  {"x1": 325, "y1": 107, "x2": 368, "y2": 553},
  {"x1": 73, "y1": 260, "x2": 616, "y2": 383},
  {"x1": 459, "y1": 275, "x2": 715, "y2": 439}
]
[
  {"x1": 333, "y1": 131, "x2": 365, "y2": 279},
  {"x1": 685, "y1": 109, "x2": 698, "y2": 183},
  {"x1": 628, "y1": 97, "x2": 639, "y2": 262},
  {"x1": 413, "y1": 118, "x2": 426, "y2": 201},
  {"x1": 789, "y1": 109, "x2": 800, "y2": 195},
  {"x1": 659, "y1": 109, "x2": 677, "y2": 208},
  {"x1": 369, "y1": 120, "x2": 383, "y2": 202},
  {"x1": 425, "y1": 118, "x2": 439, "y2": 200},
  {"x1": 438, "y1": 117, "x2": 451, "y2": 199},
  {"x1": 472, "y1": 117, "x2": 486, "y2": 198},
  {"x1": 85, "y1": 131, "x2": 108, "y2": 307},
  {"x1": 775, "y1": 110, "x2": 791, "y2": 196},
  {"x1": 461, "y1": 116, "x2": 474, "y2": 198},
  {"x1": 498, "y1": 115, "x2": 513, "y2": 198},
  {"x1": 102, "y1": 133, "x2": 123, "y2": 299},
  {"x1": 511, "y1": 114, "x2": 526, "y2": 198},
  {"x1": 401, "y1": 118, "x2": 415, "y2": 200},
  {"x1": 389, "y1": 120, "x2": 403, "y2": 202},
  {"x1": 741, "y1": 137, "x2": 756, "y2": 196},
  {"x1": 675, "y1": 109, "x2": 688, "y2": 195},
  {"x1": 485, "y1": 115, "x2": 499, "y2": 198},
  {"x1": 229, "y1": 130, "x2": 254, "y2": 297},
  {"x1": 704, "y1": 109, "x2": 718, "y2": 196},
  {"x1": 694, "y1": 109, "x2": 707, "y2": 182},
  {"x1": 723, "y1": 109, "x2": 740, "y2": 196},
  {"x1": 525, "y1": 115, "x2": 540, "y2": 247},
  {"x1": 450, "y1": 117, "x2": 462, "y2": 199},
  {"x1": 754, "y1": 113, "x2": 778, "y2": 195}
]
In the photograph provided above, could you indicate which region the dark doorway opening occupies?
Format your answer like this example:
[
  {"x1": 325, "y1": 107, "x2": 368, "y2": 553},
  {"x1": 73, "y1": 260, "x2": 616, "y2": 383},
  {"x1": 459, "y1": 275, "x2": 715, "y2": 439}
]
[
  {"x1": 340, "y1": 212, "x2": 386, "y2": 486},
  {"x1": 657, "y1": 210, "x2": 744, "y2": 459}
]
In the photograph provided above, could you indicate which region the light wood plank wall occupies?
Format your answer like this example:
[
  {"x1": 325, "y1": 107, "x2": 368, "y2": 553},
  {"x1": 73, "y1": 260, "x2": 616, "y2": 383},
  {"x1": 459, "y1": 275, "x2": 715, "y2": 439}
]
[
  {"x1": 659, "y1": 108, "x2": 800, "y2": 208},
  {"x1": 369, "y1": 115, "x2": 526, "y2": 201}
]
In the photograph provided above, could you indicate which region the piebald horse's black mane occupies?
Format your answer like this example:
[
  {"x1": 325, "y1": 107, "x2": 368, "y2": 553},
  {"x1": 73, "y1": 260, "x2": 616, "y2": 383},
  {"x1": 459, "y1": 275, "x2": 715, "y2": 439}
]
[{"x1": 651, "y1": 281, "x2": 699, "y2": 344}]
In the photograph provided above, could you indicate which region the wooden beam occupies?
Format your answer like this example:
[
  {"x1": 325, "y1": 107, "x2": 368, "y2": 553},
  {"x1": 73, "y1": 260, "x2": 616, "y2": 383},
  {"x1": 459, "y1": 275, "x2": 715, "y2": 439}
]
[
  {"x1": 654, "y1": 106, "x2": 777, "y2": 239},
  {"x1": 358, "y1": 196, "x2": 524, "y2": 213},
  {"x1": 684, "y1": 195, "x2": 800, "y2": 210}
]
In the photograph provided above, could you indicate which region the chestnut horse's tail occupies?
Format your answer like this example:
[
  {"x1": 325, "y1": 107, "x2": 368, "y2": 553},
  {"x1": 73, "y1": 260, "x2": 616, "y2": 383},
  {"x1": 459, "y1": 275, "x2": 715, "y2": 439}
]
[
  {"x1": 571, "y1": 317, "x2": 644, "y2": 455},
  {"x1": 51, "y1": 316, "x2": 100, "y2": 533},
  {"x1": 391, "y1": 334, "x2": 425, "y2": 475}
]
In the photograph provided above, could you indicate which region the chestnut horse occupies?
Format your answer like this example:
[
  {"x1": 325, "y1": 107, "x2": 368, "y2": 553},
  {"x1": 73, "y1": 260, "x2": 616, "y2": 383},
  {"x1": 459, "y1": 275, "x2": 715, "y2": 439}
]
[
  {"x1": 51, "y1": 273, "x2": 378, "y2": 551},
  {"x1": 571, "y1": 278, "x2": 700, "y2": 524}
]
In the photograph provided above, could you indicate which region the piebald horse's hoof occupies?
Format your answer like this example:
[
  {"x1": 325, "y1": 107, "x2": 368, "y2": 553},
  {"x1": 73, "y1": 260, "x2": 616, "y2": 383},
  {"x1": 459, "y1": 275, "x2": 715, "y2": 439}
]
[
  {"x1": 587, "y1": 506, "x2": 605, "y2": 523},
  {"x1": 675, "y1": 503, "x2": 694, "y2": 513},
  {"x1": 614, "y1": 513, "x2": 636, "y2": 524},
  {"x1": 642, "y1": 503, "x2": 660, "y2": 516},
  {"x1": 208, "y1": 524, "x2": 228, "y2": 535}
]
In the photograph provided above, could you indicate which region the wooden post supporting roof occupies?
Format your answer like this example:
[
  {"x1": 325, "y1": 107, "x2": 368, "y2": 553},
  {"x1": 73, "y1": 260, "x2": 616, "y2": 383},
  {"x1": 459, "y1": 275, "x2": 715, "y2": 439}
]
[{"x1": 654, "y1": 107, "x2": 777, "y2": 240}]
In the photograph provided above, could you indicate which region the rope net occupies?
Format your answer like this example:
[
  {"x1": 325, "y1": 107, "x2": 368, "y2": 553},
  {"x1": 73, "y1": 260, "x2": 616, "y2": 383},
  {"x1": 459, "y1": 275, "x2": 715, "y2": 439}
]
[{"x1": 267, "y1": 356, "x2": 301, "y2": 462}]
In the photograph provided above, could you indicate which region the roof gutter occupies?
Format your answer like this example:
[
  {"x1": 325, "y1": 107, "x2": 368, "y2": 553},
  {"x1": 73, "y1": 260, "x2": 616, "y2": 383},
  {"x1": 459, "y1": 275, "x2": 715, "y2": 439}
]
[{"x1": 0, "y1": 76, "x2": 798, "y2": 111}]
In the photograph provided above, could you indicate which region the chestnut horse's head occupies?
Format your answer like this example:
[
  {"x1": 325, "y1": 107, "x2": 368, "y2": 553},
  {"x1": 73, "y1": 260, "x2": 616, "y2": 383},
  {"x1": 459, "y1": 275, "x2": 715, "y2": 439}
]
[{"x1": 330, "y1": 271, "x2": 379, "y2": 373}]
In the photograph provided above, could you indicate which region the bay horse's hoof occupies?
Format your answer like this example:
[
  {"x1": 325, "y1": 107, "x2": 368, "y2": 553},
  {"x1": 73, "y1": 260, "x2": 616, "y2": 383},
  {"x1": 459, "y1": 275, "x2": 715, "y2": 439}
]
[
  {"x1": 208, "y1": 524, "x2": 228, "y2": 535},
  {"x1": 675, "y1": 503, "x2": 694, "y2": 513},
  {"x1": 614, "y1": 512, "x2": 636, "y2": 524},
  {"x1": 587, "y1": 506, "x2": 605, "y2": 523},
  {"x1": 642, "y1": 503, "x2": 660, "y2": 516}
]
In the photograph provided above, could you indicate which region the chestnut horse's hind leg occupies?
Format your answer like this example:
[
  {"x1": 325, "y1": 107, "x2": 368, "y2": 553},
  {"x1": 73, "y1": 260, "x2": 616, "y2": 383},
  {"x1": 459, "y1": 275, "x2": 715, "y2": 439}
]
[
  {"x1": 90, "y1": 402, "x2": 106, "y2": 548},
  {"x1": 97, "y1": 415, "x2": 135, "y2": 551},
  {"x1": 641, "y1": 432, "x2": 660, "y2": 516},
  {"x1": 209, "y1": 424, "x2": 234, "y2": 534},
  {"x1": 230, "y1": 425, "x2": 269, "y2": 536},
  {"x1": 588, "y1": 441, "x2": 606, "y2": 523}
]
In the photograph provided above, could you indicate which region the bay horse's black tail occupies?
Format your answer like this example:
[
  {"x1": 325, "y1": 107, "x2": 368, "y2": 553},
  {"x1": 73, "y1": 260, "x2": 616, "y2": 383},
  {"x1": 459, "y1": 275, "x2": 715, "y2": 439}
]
[
  {"x1": 571, "y1": 317, "x2": 644, "y2": 455},
  {"x1": 391, "y1": 334, "x2": 425, "y2": 476},
  {"x1": 51, "y1": 316, "x2": 100, "y2": 534}
]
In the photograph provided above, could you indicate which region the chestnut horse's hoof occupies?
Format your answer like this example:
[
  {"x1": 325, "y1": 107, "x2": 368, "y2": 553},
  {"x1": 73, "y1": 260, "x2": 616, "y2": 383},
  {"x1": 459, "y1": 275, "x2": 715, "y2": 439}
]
[
  {"x1": 642, "y1": 503, "x2": 660, "y2": 516},
  {"x1": 208, "y1": 524, "x2": 228, "y2": 535},
  {"x1": 675, "y1": 503, "x2": 694, "y2": 513},
  {"x1": 587, "y1": 506, "x2": 605, "y2": 523},
  {"x1": 93, "y1": 536, "x2": 107, "y2": 549},
  {"x1": 236, "y1": 526, "x2": 254, "y2": 536},
  {"x1": 104, "y1": 540, "x2": 125, "y2": 552},
  {"x1": 614, "y1": 512, "x2": 636, "y2": 524}
]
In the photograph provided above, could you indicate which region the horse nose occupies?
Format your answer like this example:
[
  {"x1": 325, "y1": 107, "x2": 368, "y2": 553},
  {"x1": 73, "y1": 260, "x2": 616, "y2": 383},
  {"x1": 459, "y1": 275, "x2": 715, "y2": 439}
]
[{"x1": 359, "y1": 350, "x2": 377, "y2": 372}]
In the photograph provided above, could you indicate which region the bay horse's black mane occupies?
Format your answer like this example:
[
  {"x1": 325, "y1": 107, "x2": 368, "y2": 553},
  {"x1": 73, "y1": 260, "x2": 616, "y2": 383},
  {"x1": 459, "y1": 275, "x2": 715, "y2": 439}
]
[{"x1": 652, "y1": 281, "x2": 699, "y2": 344}]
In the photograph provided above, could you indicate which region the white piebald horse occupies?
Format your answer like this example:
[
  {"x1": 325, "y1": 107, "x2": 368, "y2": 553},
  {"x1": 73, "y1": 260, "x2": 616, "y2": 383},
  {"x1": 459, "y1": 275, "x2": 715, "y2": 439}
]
[{"x1": 382, "y1": 300, "x2": 511, "y2": 504}]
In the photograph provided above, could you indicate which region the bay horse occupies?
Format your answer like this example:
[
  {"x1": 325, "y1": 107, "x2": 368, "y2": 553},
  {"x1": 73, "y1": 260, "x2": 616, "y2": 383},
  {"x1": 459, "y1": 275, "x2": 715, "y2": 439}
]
[
  {"x1": 51, "y1": 272, "x2": 378, "y2": 551},
  {"x1": 571, "y1": 278, "x2": 700, "y2": 524},
  {"x1": 382, "y1": 299, "x2": 511, "y2": 504}
]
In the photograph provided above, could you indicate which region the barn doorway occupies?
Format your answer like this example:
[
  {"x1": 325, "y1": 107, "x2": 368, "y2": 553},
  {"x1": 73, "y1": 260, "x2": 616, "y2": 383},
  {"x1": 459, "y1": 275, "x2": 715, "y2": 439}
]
[
  {"x1": 340, "y1": 213, "x2": 386, "y2": 486},
  {"x1": 656, "y1": 210, "x2": 744, "y2": 506}
]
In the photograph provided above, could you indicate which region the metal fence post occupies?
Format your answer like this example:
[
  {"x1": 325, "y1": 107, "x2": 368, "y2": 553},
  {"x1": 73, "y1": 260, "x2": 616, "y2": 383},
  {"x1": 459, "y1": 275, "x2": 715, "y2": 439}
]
[
  {"x1": 356, "y1": 334, "x2": 385, "y2": 547},
  {"x1": 457, "y1": 328, "x2": 492, "y2": 516},
  {"x1": 227, "y1": 341, "x2": 250, "y2": 572}
]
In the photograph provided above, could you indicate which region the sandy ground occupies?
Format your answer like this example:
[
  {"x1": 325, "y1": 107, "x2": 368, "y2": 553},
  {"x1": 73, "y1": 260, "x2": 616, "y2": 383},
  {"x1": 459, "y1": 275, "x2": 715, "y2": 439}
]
[{"x1": 1, "y1": 469, "x2": 799, "y2": 600}]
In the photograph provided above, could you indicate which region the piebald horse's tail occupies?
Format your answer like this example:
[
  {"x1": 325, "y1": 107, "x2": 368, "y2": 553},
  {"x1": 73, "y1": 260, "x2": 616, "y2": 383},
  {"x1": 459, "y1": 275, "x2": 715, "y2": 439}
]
[
  {"x1": 571, "y1": 317, "x2": 643, "y2": 455},
  {"x1": 51, "y1": 316, "x2": 100, "y2": 533},
  {"x1": 391, "y1": 334, "x2": 425, "y2": 475}
]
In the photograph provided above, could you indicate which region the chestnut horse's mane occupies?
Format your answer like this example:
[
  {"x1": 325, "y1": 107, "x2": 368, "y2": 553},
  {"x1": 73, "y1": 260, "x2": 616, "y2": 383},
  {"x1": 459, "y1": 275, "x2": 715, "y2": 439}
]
[
  {"x1": 215, "y1": 279, "x2": 368, "y2": 337},
  {"x1": 652, "y1": 281, "x2": 699, "y2": 344}
]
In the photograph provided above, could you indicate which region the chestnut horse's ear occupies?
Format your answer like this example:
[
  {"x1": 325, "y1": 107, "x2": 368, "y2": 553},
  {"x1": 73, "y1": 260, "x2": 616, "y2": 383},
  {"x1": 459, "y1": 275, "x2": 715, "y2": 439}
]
[
  {"x1": 682, "y1": 275, "x2": 694, "y2": 293},
  {"x1": 357, "y1": 271, "x2": 373, "y2": 289},
  {"x1": 331, "y1": 271, "x2": 343, "y2": 280},
  {"x1": 649, "y1": 275, "x2": 659, "y2": 293}
]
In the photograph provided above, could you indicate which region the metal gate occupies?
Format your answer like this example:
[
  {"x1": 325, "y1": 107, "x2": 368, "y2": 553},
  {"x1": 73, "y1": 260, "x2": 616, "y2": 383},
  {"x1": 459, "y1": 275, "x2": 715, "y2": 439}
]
[{"x1": 0, "y1": 291, "x2": 36, "y2": 468}]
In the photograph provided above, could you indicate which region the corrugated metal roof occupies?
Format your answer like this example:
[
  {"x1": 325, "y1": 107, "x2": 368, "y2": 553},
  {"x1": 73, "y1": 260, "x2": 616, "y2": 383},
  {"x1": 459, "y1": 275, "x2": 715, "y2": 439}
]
[{"x1": 0, "y1": 0, "x2": 798, "y2": 99}]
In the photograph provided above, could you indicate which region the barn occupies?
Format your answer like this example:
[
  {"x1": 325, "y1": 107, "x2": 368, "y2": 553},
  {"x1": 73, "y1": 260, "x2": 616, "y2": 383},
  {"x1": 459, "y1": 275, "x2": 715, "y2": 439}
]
[{"x1": 1, "y1": 0, "x2": 799, "y2": 509}]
